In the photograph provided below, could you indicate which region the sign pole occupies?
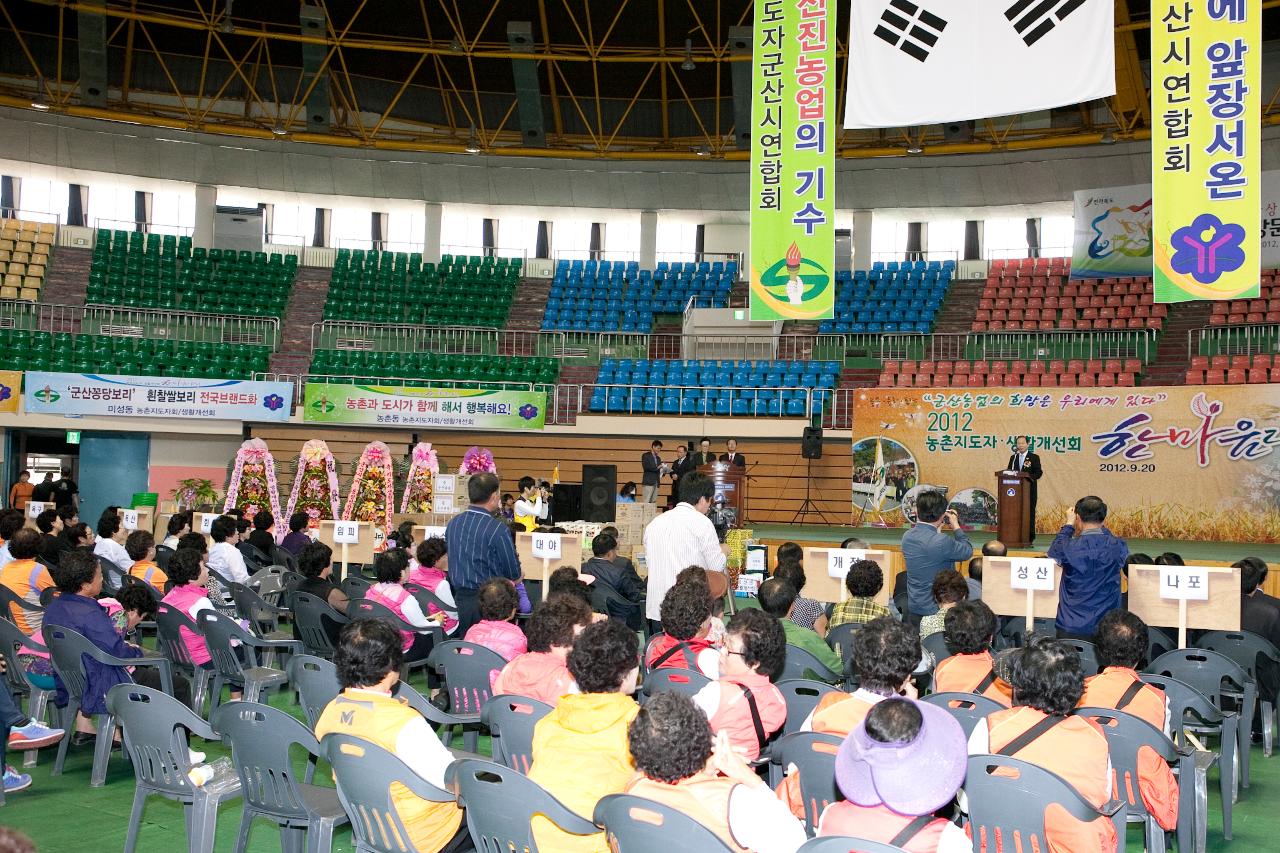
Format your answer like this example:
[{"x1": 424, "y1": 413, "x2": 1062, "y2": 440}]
[
  {"x1": 341, "y1": 541, "x2": 350, "y2": 583},
  {"x1": 542, "y1": 556, "x2": 551, "y2": 587},
  {"x1": 1026, "y1": 588, "x2": 1035, "y2": 636},
  {"x1": 1178, "y1": 597, "x2": 1188, "y2": 650}
]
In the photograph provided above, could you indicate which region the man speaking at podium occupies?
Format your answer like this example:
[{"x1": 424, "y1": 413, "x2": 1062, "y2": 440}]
[{"x1": 1006, "y1": 435, "x2": 1043, "y2": 538}]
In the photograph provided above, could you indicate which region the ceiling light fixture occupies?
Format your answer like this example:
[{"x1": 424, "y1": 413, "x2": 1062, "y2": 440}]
[
  {"x1": 906, "y1": 145, "x2": 923, "y2": 155},
  {"x1": 30, "y1": 76, "x2": 49, "y2": 111},
  {"x1": 450, "y1": 38, "x2": 463, "y2": 53},
  {"x1": 681, "y1": 39, "x2": 696, "y2": 71},
  {"x1": 465, "y1": 126, "x2": 481, "y2": 154},
  {"x1": 1100, "y1": 130, "x2": 1116, "y2": 144},
  {"x1": 693, "y1": 144, "x2": 711, "y2": 157},
  {"x1": 271, "y1": 123, "x2": 288, "y2": 136},
  {"x1": 220, "y1": 0, "x2": 234, "y2": 34}
]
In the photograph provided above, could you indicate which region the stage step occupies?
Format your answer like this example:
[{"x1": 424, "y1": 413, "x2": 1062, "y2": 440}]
[
  {"x1": 1141, "y1": 301, "x2": 1214, "y2": 386},
  {"x1": 933, "y1": 279, "x2": 988, "y2": 334}
]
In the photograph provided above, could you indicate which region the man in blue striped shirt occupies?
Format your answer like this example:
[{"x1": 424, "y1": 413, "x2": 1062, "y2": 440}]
[{"x1": 445, "y1": 472, "x2": 522, "y2": 634}]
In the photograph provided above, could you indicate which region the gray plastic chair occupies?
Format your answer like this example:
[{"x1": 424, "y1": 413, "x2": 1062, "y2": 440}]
[
  {"x1": 46, "y1": 622, "x2": 174, "y2": 787},
  {"x1": 1060, "y1": 638, "x2": 1101, "y2": 675},
  {"x1": 290, "y1": 592, "x2": 349, "y2": 658},
  {"x1": 427, "y1": 639, "x2": 506, "y2": 716},
  {"x1": 230, "y1": 581, "x2": 295, "y2": 667},
  {"x1": 921, "y1": 630, "x2": 953, "y2": 665},
  {"x1": 1140, "y1": 672, "x2": 1237, "y2": 840},
  {"x1": 120, "y1": 572, "x2": 163, "y2": 605},
  {"x1": 997, "y1": 616, "x2": 1056, "y2": 649},
  {"x1": 155, "y1": 544, "x2": 176, "y2": 571},
  {"x1": 196, "y1": 609, "x2": 302, "y2": 707},
  {"x1": 320, "y1": 732, "x2": 458, "y2": 853},
  {"x1": 769, "y1": 732, "x2": 842, "y2": 834},
  {"x1": 783, "y1": 644, "x2": 843, "y2": 684},
  {"x1": 595, "y1": 793, "x2": 736, "y2": 853},
  {"x1": 1147, "y1": 627, "x2": 1177, "y2": 664},
  {"x1": 349, "y1": 598, "x2": 438, "y2": 682},
  {"x1": 777, "y1": 678, "x2": 839, "y2": 736},
  {"x1": 641, "y1": 666, "x2": 712, "y2": 703},
  {"x1": 798, "y1": 837, "x2": 911, "y2": 853},
  {"x1": 480, "y1": 694, "x2": 553, "y2": 772},
  {"x1": 921, "y1": 691, "x2": 1005, "y2": 739},
  {"x1": 288, "y1": 654, "x2": 342, "y2": 728},
  {"x1": 447, "y1": 758, "x2": 599, "y2": 850},
  {"x1": 96, "y1": 554, "x2": 127, "y2": 595},
  {"x1": 339, "y1": 575, "x2": 372, "y2": 600},
  {"x1": 0, "y1": 581, "x2": 43, "y2": 627},
  {"x1": 1198, "y1": 629, "x2": 1280, "y2": 757},
  {"x1": 1149, "y1": 648, "x2": 1255, "y2": 790},
  {"x1": 395, "y1": 680, "x2": 482, "y2": 752},
  {"x1": 155, "y1": 601, "x2": 213, "y2": 714},
  {"x1": 107, "y1": 683, "x2": 241, "y2": 853},
  {"x1": 1076, "y1": 706, "x2": 1195, "y2": 853},
  {"x1": 210, "y1": 701, "x2": 349, "y2": 853},
  {"x1": 965, "y1": 754, "x2": 1126, "y2": 853},
  {"x1": 824, "y1": 621, "x2": 864, "y2": 665},
  {"x1": 0, "y1": 616, "x2": 55, "y2": 768}
]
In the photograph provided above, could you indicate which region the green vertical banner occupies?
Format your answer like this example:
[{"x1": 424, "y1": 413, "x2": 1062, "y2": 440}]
[
  {"x1": 1152, "y1": 0, "x2": 1260, "y2": 303},
  {"x1": 749, "y1": 0, "x2": 835, "y2": 322}
]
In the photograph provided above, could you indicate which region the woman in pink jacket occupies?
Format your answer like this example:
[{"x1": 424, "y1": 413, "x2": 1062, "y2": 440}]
[{"x1": 463, "y1": 578, "x2": 527, "y2": 661}]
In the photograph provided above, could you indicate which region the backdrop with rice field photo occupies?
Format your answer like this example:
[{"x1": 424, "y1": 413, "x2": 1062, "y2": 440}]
[{"x1": 851, "y1": 385, "x2": 1280, "y2": 543}]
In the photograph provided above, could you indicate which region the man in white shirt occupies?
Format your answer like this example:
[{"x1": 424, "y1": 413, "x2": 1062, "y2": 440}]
[
  {"x1": 93, "y1": 514, "x2": 135, "y2": 572},
  {"x1": 642, "y1": 472, "x2": 726, "y2": 632},
  {"x1": 206, "y1": 514, "x2": 250, "y2": 584}
]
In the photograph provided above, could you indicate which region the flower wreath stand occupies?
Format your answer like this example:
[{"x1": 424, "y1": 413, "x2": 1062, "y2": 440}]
[
  {"x1": 285, "y1": 438, "x2": 342, "y2": 530},
  {"x1": 224, "y1": 438, "x2": 283, "y2": 537}
]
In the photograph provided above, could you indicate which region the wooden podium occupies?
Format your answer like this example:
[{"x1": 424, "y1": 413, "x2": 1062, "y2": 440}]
[
  {"x1": 995, "y1": 470, "x2": 1034, "y2": 548},
  {"x1": 698, "y1": 464, "x2": 746, "y2": 528}
]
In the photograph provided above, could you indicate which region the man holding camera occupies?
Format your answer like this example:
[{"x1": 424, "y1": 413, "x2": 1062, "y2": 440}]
[{"x1": 900, "y1": 490, "x2": 973, "y2": 628}]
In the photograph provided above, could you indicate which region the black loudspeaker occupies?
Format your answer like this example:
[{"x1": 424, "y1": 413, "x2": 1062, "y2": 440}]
[
  {"x1": 801, "y1": 427, "x2": 824, "y2": 459},
  {"x1": 943, "y1": 120, "x2": 974, "y2": 142},
  {"x1": 551, "y1": 484, "x2": 582, "y2": 523},
  {"x1": 581, "y1": 464, "x2": 618, "y2": 522}
]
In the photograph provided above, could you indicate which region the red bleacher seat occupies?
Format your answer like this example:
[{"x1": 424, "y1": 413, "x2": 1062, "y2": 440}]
[
  {"x1": 1189, "y1": 355, "x2": 1208, "y2": 370},
  {"x1": 1124, "y1": 359, "x2": 1141, "y2": 373},
  {"x1": 953, "y1": 362, "x2": 970, "y2": 375},
  {"x1": 901, "y1": 360, "x2": 917, "y2": 372},
  {"x1": 1086, "y1": 359, "x2": 1103, "y2": 373},
  {"x1": 879, "y1": 373, "x2": 895, "y2": 387},
  {"x1": 1228, "y1": 313, "x2": 1245, "y2": 324},
  {"x1": 1098, "y1": 374, "x2": 1115, "y2": 387},
  {"x1": 1103, "y1": 360, "x2": 1121, "y2": 374},
  {"x1": 1185, "y1": 369, "x2": 1204, "y2": 384},
  {"x1": 1210, "y1": 355, "x2": 1229, "y2": 369},
  {"x1": 1249, "y1": 369, "x2": 1269, "y2": 384},
  {"x1": 1247, "y1": 313, "x2": 1265, "y2": 324},
  {"x1": 1230, "y1": 355, "x2": 1251, "y2": 370},
  {"x1": 885, "y1": 361, "x2": 900, "y2": 374},
  {"x1": 1039, "y1": 321, "x2": 1055, "y2": 330},
  {"x1": 1253, "y1": 355, "x2": 1272, "y2": 370},
  {"x1": 1227, "y1": 369, "x2": 1247, "y2": 384},
  {"x1": 1205, "y1": 370, "x2": 1224, "y2": 384},
  {"x1": 986, "y1": 374, "x2": 1004, "y2": 387},
  {"x1": 933, "y1": 375, "x2": 950, "y2": 388},
  {"x1": 968, "y1": 374, "x2": 983, "y2": 387},
  {"x1": 1060, "y1": 374, "x2": 1077, "y2": 387},
  {"x1": 919, "y1": 361, "x2": 935, "y2": 374},
  {"x1": 1271, "y1": 366, "x2": 1280, "y2": 382},
  {"x1": 972, "y1": 361, "x2": 988, "y2": 375},
  {"x1": 936, "y1": 361, "x2": 953, "y2": 375},
  {"x1": 1079, "y1": 374, "x2": 1096, "y2": 387},
  {"x1": 1118, "y1": 372, "x2": 1135, "y2": 386},
  {"x1": 971, "y1": 321, "x2": 988, "y2": 332},
  {"x1": 1066, "y1": 360, "x2": 1084, "y2": 374},
  {"x1": 1010, "y1": 360, "x2": 1027, "y2": 375}
]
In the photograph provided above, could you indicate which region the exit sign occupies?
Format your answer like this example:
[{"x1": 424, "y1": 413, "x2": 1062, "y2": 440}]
[
  {"x1": 65, "y1": 430, "x2": 80, "y2": 445},
  {"x1": 734, "y1": 309, "x2": 745, "y2": 320}
]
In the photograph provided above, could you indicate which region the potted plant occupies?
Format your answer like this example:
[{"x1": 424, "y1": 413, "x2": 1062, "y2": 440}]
[{"x1": 172, "y1": 478, "x2": 219, "y2": 512}]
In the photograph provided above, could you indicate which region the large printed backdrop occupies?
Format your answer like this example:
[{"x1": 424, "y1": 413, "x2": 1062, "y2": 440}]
[{"x1": 852, "y1": 386, "x2": 1280, "y2": 543}]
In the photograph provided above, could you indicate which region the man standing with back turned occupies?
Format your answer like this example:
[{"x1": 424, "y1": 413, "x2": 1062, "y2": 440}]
[
  {"x1": 642, "y1": 473, "x2": 727, "y2": 635},
  {"x1": 901, "y1": 491, "x2": 972, "y2": 629},
  {"x1": 445, "y1": 472, "x2": 522, "y2": 635},
  {"x1": 1048, "y1": 495, "x2": 1127, "y2": 641}
]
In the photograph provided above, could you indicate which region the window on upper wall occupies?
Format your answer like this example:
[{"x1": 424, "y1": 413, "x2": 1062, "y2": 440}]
[
  {"x1": 984, "y1": 217, "x2": 1027, "y2": 259},
  {"x1": 926, "y1": 220, "x2": 965, "y2": 263},
  {"x1": 267, "y1": 203, "x2": 316, "y2": 246},
  {"x1": 602, "y1": 218, "x2": 640, "y2": 262},
  {"x1": 384, "y1": 210, "x2": 425, "y2": 253},
  {"x1": 870, "y1": 219, "x2": 908, "y2": 263},
  {"x1": 149, "y1": 191, "x2": 196, "y2": 235},
  {"x1": 499, "y1": 216, "x2": 538, "y2": 259},
  {"x1": 553, "y1": 219, "x2": 592, "y2": 260},
  {"x1": 16, "y1": 177, "x2": 69, "y2": 222},
  {"x1": 1039, "y1": 215, "x2": 1074, "y2": 257},
  {"x1": 87, "y1": 183, "x2": 137, "y2": 231},
  {"x1": 656, "y1": 220, "x2": 698, "y2": 264},
  {"x1": 331, "y1": 206, "x2": 373, "y2": 251},
  {"x1": 440, "y1": 209, "x2": 483, "y2": 256}
]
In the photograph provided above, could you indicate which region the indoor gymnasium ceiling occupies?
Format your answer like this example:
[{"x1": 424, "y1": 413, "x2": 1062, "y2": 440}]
[{"x1": 0, "y1": 0, "x2": 1277, "y2": 160}]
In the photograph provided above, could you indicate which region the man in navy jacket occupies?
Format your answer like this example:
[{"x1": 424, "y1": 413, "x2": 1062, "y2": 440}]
[{"x1": 1048, "y1": 495, "x2": 1127, "y2": 640}]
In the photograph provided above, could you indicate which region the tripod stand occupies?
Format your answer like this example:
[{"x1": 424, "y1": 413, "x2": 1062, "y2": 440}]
[{"x1": 790, "y1": 456, "x2": 832, "y2": 524}]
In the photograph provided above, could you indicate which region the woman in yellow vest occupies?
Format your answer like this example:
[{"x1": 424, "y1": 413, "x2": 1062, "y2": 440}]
[
  {"x1": 626, "y1": 692, "x2": 807, "y2": 852},
  {"x1": 315, "y1": 619, "x2": 468, "y2": 853},
  {"x1": 513, "y1": 476, "x2": 548, "y2": 531},
  {"x1": 527, "y1": 619, "x2": 641, "y2": 853}
]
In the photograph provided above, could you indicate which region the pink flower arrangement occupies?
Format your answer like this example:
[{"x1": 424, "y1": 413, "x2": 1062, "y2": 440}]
[
  {"x1": 400, "y1": 442, "x2": 441, "y2": 514},
  {"x1": 343, "y1": 440, "x2": 396, "y2": 544},
  {"x1": 285, "y1": 439, "x2": 341, "y2": 527},
  {"x1": 224, "y1": 438, "x2": 282, "y2": 537},
  {"x1": 459, "y1": 446, "x2": 497, "y2": 475}
]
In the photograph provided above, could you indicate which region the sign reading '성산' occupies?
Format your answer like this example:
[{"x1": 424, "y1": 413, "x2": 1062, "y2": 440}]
[
  {"x1": 303, "y1": 383, "x2": 547, "y2": 431},
  {"x1": 749, "y1": 0, "x2": 835, "y2": 322},
  {"x1": 22, "y1": 372, "x2": 293, "y2": 421}
]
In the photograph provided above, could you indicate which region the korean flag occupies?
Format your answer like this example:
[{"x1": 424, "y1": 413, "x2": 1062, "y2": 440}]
[{"x1": 844, "y1": 0, "x2": 1115, "y2": 129}]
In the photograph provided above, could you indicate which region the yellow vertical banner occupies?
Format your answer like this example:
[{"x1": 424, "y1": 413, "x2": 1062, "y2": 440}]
[
  {"x1": 1152, "y1": 0, "x2": 1260, "y2": 302},
  {"x1": 0, "y1": 370, "x2": 19, "y2": 413}
]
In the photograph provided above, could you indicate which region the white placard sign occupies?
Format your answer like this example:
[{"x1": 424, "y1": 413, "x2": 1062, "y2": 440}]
[
  {"x1": 121, "y1": 510, "x2": 139, "y2": 531},
  {"x1": 1010, "y1": 558, "x2": 1056, "y2": 591},
  {"x1": 531, "y1": 533, "x2": 562, "y2": 560},
  {"x1": 826, "y1": 549, "x2": 869, "y2": 578},
  {"x1": 1159, "y1": 566, "x2": 1210, "y2": 601},
  {"x1": 746, "y1": 549, "x2": 766, "y2": 573},
  {"x1": 432, "y1": 495, "x2": 455, "y2": 514},
  {"x1": 420, "y1": 525, "x2": 446, "y2": 540},
  {"x1": 199, "y1": 514, "x2": 216, "y2": 534},
  {"x1": 26, "y1": 501, "x2": 48, "y2": 520},
  {"x1": 372, "y1": 527, "x2": 386, "y2": 548},
  {"x1": 434, "y1": 475, "x2": 455, "y2": 495},
  {"x1": 333, "y1": 521, "x2": 360, "y2": 544}
]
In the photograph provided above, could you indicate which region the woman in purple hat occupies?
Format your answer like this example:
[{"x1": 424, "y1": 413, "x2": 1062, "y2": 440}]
[{"x1": 818, "y1": 697, "x2": 970, "y2": 852}]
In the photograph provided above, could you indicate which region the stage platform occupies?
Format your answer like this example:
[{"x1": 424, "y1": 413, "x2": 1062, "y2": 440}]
[{"x1": 742, "y1": 522, "x2": 1280, "y2": 564}]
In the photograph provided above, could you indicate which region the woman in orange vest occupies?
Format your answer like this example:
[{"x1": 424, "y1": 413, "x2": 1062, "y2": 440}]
[
  {"x1": 968, "y1": 637, "x2": 1117, "y2": 853},
  {"x1": 933, "y1": 600, "x2": 1012, "y2": 706},
  {"x1": 626, "y1": 692, "x2": 807, "y2": 853},
  {"x1": 691, "y1": 608, "x2": 787, "y2": 762},
  {"x1": 818, "y1": 697, "x2": 971, "y2": 852}
]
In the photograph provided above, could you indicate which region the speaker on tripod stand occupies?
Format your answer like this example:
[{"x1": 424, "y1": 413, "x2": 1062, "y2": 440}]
[{"x1": 792, "y1": 427, "x2": 831, "y2": 523}]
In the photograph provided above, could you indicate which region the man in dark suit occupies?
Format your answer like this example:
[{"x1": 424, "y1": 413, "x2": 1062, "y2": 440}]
[
  {"x1": 1006, "y1": 435, "x2": 1043, "y2": 538},
  {"x1": 693, "y1": 437, "x2": 716, "y2": 467},
  {"x1": 581, "y1": 532, "x2": 645, "y2": 630},
  {"x1": 1239, "y1": 559, "x2": 1280, "y2": 734},
  {"x1": 667, "y1": 444, "x2": 695, "y2": 507},
  {"x1": 719, "y1": 438, "x2": 747, "y2": 468},
  {"x1": 640, "y1": 439, "x2": 664, "y2": 504}
]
